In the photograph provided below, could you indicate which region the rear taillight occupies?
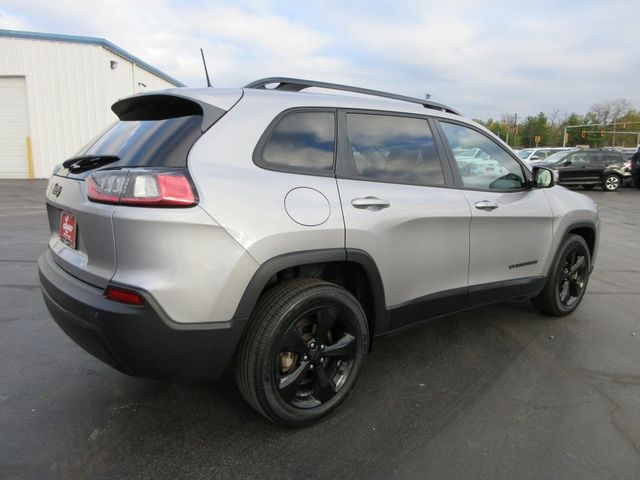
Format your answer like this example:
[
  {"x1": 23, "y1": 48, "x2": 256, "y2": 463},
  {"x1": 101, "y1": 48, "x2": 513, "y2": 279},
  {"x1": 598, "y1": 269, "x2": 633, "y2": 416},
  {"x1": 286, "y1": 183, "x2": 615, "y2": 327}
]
[{"x1": 87, "y1": 169, "x2": 197, "y2": 207}]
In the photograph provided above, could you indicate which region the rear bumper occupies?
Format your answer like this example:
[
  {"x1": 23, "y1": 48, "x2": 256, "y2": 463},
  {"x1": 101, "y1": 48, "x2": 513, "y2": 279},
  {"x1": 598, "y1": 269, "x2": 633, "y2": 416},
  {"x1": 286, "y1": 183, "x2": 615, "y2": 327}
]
[{"x1": 38, "y1": 250, "x2": 247, "y2": 382}]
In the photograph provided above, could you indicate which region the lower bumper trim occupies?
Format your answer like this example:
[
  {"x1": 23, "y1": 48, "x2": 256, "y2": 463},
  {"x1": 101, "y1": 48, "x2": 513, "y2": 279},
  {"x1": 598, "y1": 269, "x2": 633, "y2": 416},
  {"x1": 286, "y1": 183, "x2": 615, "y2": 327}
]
[{"x1": 39, "y1": 251, "x2": 246, "y2": 382}]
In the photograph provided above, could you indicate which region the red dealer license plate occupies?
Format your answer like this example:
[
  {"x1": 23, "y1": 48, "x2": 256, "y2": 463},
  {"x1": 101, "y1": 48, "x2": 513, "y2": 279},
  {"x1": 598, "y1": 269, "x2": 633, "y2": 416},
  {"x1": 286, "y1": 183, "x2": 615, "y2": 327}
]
[{"x1": 59, "y1": 212, "x2": 77, "y2": 249}]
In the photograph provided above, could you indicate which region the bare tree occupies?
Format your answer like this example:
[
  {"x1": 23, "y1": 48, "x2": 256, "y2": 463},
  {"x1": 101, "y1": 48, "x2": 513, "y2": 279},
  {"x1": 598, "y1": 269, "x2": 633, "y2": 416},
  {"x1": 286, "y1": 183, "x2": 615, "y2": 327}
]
[
  {"x1": 589, "y1": 99, "x2": 633, "y2": 125},
  {"x1": 547, "y1": 109, "x2": 561, "y2": 127},
  {"x1": 589, "y1": 102, "x2": 612, "y2": 124},
  {"x1": 610, "y1": 99, "x2": 633, "y2": 121},
  {"x1": 500, "y1": 113, "x2": 515, "y2": 126}
]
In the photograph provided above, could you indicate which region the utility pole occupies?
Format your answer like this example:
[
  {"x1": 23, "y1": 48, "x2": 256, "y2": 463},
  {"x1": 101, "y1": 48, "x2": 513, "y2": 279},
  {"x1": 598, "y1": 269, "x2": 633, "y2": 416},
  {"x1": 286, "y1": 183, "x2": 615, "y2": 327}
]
[
  {"x1": 562, "y1": 125, "x2": 567, "y2": 147},
  {"x1": 513, "y1": 113, "x2": 518, "y2": 148}
]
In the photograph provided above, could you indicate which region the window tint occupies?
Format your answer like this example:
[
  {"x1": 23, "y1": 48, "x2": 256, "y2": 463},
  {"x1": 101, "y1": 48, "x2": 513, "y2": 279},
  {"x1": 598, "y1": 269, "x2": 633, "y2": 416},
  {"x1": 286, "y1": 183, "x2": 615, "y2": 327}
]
[
  {"x1": 78, "y1": 115, "x2": 203, "y2": 168},
  {"x1": 567, "y1": 152, "x2": 588, "y2": 166},
  {"x1": 589, "y1": 153, "x2": 605, "y2": 164},
  {"x1": 260, "y1": 111, "x2": 335, "y2": 172},
  {"x1": 440, "y1": 122, "x2": 525, "y2": 190},
  {"x1": 344, "y1": 114, "x2": 444, "y2": 186}
]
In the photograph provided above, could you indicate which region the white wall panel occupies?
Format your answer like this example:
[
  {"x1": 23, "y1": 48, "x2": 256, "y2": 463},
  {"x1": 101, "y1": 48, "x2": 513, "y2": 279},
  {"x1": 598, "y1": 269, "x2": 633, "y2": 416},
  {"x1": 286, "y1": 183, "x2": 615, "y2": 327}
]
[{"x1": 0, "y1": 36, "x2": 181, "y2": 178}]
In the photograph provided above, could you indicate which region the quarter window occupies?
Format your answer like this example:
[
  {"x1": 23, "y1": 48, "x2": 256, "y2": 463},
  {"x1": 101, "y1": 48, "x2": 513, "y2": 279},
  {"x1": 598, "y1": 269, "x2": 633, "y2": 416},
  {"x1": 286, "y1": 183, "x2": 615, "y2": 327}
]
[
  {"x1": 260, "y1": 111, "x2": 335, "y2": 172},
  {"x1": 440, "y1": 122, "x2": 525, "y2": 190},
  {"x1": 344, "y1": 114, "x2": 445, "y2": 186}
]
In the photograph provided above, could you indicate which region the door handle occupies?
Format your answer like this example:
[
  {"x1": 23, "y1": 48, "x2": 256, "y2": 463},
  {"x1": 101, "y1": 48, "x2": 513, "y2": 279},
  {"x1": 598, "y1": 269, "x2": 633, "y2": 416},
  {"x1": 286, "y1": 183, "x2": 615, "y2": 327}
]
[
  {"x1": 474, "y1": 200, "x2": 499, "y2": 211},
  {"x1": 351, "y1": 197, "x2": 391, "y2": 210}
]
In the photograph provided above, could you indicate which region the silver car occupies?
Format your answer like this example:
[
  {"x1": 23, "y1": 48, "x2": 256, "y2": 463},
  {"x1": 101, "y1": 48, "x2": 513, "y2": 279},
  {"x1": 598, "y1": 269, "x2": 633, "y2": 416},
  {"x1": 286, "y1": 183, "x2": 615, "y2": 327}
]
[
  {"x1": 517, "y1": 147, "x2": 572, "y2": 164},
  {"x1": 39, "y1": 77, "x2": 599, "y2": 426}
]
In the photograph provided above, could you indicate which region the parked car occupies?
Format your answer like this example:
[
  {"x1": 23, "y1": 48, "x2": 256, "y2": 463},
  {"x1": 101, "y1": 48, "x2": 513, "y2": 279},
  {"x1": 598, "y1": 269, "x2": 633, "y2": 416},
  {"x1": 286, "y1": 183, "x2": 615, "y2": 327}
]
[
  {"x1": 39, "y1": 77, "x2": 599, "y2": 426},
  {"x1": 517, "y1": 147, "x2": 571, "y2": 164},
  {"x1": 631, "y1": 148, "x2": 640, "y2": 188},
  {"x1": 539, "y1": 149, "x2": 631, "y2": 191},
  {"x1": 605, "y1": 147, "x2": 636, "y2": 162}
]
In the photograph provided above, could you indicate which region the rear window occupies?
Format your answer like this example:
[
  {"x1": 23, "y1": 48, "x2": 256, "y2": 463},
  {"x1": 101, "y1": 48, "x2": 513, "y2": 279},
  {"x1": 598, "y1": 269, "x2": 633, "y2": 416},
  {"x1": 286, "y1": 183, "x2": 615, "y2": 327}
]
[
  {"x1": 517, "y1": 149, "x2": 533, "y2": 159},
  {"x1": 76, "y1": 115, "x2": 203, "y2": 168}
]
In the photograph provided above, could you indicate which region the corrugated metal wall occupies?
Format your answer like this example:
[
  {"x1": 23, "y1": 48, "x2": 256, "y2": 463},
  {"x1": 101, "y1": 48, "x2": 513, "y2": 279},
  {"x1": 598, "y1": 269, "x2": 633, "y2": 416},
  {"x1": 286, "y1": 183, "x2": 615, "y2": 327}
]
[{"x1": 0, "y1": 37, "x2": 177, "y2": 178}]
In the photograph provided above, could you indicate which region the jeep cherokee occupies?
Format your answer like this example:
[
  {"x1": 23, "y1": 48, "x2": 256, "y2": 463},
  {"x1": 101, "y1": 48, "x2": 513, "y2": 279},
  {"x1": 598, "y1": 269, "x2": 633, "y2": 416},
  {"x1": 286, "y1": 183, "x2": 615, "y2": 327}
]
[{"x1": 39, "y1": 77, "x2": 599, "y2": 426}]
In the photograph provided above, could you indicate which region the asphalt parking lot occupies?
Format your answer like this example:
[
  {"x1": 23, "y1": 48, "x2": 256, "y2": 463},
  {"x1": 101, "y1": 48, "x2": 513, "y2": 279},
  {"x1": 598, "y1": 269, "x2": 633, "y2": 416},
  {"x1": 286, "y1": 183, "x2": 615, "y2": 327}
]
[{"x1": 1, "y1": 179, "x2": 639, "y2": 479}]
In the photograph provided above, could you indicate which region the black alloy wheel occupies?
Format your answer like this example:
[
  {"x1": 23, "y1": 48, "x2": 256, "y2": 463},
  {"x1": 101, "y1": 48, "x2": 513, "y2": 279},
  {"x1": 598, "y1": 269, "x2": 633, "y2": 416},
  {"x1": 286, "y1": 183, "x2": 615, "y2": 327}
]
[
  {"x1": 532, "y1": 234, "x2": 591, "y2": 316},
  {"x1": 276, "y1": 305, "x2": 357, "y2": 408},
  {"x1": 556, "y1": 246, "x2": 588, "y2": 308},
  {"x1": 235, "y1": 279, "x2": 368, "y2": 426}
]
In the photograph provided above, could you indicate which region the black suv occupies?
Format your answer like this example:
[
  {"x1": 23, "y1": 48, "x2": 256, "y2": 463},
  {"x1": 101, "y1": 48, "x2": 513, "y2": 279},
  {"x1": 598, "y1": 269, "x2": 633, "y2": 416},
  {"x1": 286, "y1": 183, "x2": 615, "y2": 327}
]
[{"x1": 540, "y1": 149, "x2": 631, "y2": 191}]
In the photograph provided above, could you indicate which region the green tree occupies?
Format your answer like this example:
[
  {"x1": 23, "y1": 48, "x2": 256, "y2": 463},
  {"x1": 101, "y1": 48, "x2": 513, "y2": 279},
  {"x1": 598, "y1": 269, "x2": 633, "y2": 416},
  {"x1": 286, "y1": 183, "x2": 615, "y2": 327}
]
[
  {"x1": 519, "y1": 112, "x2": 550, "y2": 147},
  {"x1": 561, "y1": 113, "x2": 585, "y2": 147},
  {"x1": 615, "y1": 109, "x2": 640, "y2": 147},
  {"x1": 547, "y1": 109, "x2": 563, "y2": 146},
  {"x1": 486, "y1": 118, "x2": 509, "y2": 141}
]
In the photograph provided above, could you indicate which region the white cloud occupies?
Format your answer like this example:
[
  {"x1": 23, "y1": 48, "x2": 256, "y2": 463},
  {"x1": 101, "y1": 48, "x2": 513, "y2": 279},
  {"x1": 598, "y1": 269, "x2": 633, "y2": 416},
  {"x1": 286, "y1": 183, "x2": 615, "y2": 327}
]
[
  {"x1": 0, "y1": 8, "x2": 28, "y2": 30},
  {"x1": 2, "y1": 0, "x2": 639, "y2": 118}
]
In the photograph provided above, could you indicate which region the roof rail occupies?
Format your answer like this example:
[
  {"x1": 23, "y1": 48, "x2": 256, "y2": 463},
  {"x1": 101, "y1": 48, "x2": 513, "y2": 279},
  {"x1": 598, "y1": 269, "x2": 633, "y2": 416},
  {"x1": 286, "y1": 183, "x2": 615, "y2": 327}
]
[{"x1": 244, "y1": 77, "x2": 460, "y2": 115}]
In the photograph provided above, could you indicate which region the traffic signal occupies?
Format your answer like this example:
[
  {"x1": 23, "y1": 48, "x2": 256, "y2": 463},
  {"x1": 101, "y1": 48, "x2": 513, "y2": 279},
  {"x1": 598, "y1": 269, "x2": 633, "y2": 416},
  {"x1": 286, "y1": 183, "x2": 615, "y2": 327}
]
[
  {"x1": 581, "y1": 130, "x2": 587, "y2": 138},
  {"x1": 600, "y1": 129, "x2": 606, "y2": 137}
]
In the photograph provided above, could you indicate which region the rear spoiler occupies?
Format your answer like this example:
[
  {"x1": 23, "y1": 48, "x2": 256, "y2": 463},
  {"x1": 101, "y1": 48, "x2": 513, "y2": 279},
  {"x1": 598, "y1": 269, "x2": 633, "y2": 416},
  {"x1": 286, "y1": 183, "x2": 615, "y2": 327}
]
[{"x1": 112, "y1": 94, "x2": 226, "y2": 133}]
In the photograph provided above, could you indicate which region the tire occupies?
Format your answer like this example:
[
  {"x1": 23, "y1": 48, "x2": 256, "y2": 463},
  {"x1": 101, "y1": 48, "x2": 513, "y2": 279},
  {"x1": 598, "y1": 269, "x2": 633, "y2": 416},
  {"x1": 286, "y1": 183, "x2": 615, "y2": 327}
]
[
  {"x1": 602, "y1": 174, "x2": 620, "y2": 192},
  {"x1": 581, "y1": 184, "x2": 595, "y2": 190},
  {"x1": 532, "y1": 234, "x2": 591, "y2": 316},
  {"x1": 235, "y1": 279, "x2": 369, "y2": 426}
]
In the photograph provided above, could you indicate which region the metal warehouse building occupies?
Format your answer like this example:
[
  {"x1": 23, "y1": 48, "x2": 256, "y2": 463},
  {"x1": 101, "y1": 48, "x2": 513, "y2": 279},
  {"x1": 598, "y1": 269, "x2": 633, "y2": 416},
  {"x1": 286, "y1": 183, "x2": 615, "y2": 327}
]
[{"x1": 0, "y1": 29, "x2": 184, "y2": 178}]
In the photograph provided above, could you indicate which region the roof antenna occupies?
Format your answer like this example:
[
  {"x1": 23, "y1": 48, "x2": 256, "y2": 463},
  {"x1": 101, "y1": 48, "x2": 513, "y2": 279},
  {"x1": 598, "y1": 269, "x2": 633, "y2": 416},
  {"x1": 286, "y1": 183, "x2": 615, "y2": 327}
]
[{"x1": 200, "y1": 48, "x2": 212, "y2": 87}]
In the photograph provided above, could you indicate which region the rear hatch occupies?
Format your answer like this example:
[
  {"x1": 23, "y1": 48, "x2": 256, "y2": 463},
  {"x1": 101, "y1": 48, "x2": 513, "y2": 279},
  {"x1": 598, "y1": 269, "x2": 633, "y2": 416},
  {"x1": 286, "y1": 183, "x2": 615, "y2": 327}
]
[{"x1": 45, "y1": 90, "x2": 241, "y2": 288}]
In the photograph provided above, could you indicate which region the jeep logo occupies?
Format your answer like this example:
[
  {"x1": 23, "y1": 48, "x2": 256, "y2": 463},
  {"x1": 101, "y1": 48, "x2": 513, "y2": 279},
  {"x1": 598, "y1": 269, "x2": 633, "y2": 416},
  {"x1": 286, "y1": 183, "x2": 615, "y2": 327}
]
[{"x1": 51, "y1": 183, "x2": 62, "y2": 198}]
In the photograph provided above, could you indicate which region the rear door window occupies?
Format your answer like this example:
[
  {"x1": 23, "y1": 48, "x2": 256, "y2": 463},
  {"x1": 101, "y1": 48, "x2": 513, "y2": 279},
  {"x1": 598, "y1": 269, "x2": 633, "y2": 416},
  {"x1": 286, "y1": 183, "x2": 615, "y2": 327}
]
[
  {"x1": 342, "y1": 113, "x2": 445, "y2": 186},
  {"x1": 256, "y1": 111, "x2": 336, "y2": 174}
]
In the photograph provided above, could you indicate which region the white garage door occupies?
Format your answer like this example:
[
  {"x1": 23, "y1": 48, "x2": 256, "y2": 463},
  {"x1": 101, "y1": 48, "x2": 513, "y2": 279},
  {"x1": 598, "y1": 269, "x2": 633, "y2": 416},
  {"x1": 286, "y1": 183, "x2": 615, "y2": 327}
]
[{"x1": 0, "y1": 76, "x2": 30, "y2": 178}]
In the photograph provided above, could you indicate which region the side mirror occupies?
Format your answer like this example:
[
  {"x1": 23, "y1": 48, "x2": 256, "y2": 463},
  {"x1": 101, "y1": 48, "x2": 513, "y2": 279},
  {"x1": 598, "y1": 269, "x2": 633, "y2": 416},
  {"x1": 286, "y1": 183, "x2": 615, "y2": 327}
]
[
  {"x1": 562, "y1": 160, "x2": 572, "y2": 166},
  {"x1": 530, "y1": 155, "x2": 539, "y2": 161},
  {"x1": 532, "y1": 166, "x2": 556, "y2": 188}
]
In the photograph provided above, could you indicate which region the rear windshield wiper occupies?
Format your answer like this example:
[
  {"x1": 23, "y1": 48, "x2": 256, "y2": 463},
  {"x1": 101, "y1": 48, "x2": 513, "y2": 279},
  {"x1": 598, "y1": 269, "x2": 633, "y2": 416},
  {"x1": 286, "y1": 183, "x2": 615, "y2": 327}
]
[{"x1": 62, "y1": 155, "x2": 120, "y2": 173}]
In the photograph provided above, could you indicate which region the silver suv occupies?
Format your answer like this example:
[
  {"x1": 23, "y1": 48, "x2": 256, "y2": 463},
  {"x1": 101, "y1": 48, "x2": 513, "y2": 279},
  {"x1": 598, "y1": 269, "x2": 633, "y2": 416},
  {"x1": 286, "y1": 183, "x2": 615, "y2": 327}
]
[{"x1": 39, "y1": 78, "x2": 599, "y2": 426}]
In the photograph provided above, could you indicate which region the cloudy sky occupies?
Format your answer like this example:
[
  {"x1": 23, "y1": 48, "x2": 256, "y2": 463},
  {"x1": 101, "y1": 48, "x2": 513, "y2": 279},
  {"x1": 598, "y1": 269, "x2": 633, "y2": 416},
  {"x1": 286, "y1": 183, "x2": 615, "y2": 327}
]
[{"x1": 1, "y1": 0, "x2": 638, "y2": 119}]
